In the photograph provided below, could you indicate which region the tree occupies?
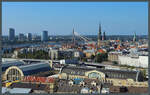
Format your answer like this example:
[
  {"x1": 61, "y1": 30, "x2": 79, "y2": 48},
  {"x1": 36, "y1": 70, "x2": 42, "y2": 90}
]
[
  {"x1": 142, "y1": 69, "x2": 147, "y2": 78},
  {"x1": 91, "y1": 55, "x2": 95, "y2": 60},
  {"x1": 17, "y1": 50, "x2": 49, "y2": 59},
  {"x1": 96, "y1": 54, "x2": 103, "y2": 63},
  {"x1": 82, "y1": 58, "x2": 87, "y2": 62},
  {"x1": 95, "y1": 53, "x2": 108, "y2": 63}
]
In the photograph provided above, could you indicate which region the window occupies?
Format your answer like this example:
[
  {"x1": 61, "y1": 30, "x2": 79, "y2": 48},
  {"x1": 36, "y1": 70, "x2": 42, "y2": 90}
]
[
  {"x1": 121, "y1": 75, "x2": 124, "y2": 78},
  {"x1": 116, "y1": 74, "x2": 118, "y2": 78},
  {"x1": 119, "y1": 74, "x2": 122, "y2": 78},
  {"x1": 88, "y1": 72, "x2": 101, "y2": 79}
]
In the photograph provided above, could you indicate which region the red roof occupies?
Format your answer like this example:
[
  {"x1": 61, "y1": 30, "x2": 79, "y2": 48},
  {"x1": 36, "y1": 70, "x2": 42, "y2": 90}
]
[
  {"x1": 15, "y1": 48, "x2": 22, "y2": 51},
  {"x1": 87, "y1": 44, "x2": 96, "y2": 49},
  {"x1": 116, "y1": 40, "x2": 120, "y2": 42},
  {"x1": 97, "y1": 49, "x2": 105, "y2": 53},
  {"x1": 22, "y1": 76, "x2": 54, "y2": 83},
  {"x1": 48, "y1": 45, "x2": 54, "y2": 47},
  {"x1": 130, "y1": 46, "x2": 136, "y2": 48}
]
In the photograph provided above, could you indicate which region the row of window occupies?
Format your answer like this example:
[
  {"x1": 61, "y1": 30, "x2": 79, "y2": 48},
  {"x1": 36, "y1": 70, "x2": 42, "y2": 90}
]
[
  {"x1": 69, "y1": 71, "x2": 84, "y2": 75},
  {"x1": 68, "y1": 70, "x2": 135, "y2": 80},
  {"x1": 106, "y1": 72, "x2": 134, "y2": 79}
]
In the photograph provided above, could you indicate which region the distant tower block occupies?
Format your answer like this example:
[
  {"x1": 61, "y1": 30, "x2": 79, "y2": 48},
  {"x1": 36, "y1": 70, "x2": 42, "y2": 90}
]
[
  {"x1": 41, "y1": 30, "x2": 48, "y2": 41},
  {"x1": 133, "y1": 32, "x2": 136, "y2": 42},
  {"x1": 97, "y1": 23, "x2": 102, "y2": 48},
  {"x1": 27, "y1": 33, "x2": 32, "y2": 41},
  {"x1": 9, "y1": 28, "x2": 15, "y2": 41}
]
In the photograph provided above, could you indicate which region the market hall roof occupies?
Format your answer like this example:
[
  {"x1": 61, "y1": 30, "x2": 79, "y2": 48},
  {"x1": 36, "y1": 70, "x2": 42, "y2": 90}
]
[{"x1": 61, "y1": 65, "x2": 144, "y2": 82}]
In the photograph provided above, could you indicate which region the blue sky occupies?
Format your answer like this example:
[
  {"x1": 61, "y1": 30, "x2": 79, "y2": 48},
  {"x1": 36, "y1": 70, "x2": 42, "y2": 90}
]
[{"x1": 2, "y1": 2, "x2": 148, "y2": 36}]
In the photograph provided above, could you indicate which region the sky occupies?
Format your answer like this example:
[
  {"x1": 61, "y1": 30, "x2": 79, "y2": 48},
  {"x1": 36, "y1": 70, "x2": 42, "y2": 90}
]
[{"x1": 2, "y1": 2, "x2": 148, "y2": 36}]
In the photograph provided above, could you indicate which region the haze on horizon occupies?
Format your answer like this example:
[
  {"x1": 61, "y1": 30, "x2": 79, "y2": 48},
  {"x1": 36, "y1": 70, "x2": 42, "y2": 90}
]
[{"x1": 2, "y1": 2, "x2": 148, "y2": 36}]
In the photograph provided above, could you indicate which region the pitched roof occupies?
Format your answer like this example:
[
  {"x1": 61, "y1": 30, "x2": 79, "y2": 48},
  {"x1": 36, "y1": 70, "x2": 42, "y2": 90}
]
[
  {"x1": 61, "y1": 65, "x2": 140, "y2": 81},
  {"x1": 97, "y1": 49, "x2": 105, "y2": 53},
  {"x1": 10, "y1": 82, "x2": 47, "y2": 91}
]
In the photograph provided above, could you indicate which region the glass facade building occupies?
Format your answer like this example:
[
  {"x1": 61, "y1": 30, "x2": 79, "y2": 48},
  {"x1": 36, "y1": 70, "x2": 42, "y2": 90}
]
[
  {"x1": 41, "y1": 31, "x2": 48, "y2": 41},
  {"x1": 9, "y1": 28, "x2": 15, "y2": 41}
]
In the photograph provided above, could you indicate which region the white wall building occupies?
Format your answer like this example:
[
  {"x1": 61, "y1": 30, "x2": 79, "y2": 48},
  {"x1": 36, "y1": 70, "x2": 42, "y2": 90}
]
[{"x1": 118, "y1": 55, "x2": 148, "y2": 68}]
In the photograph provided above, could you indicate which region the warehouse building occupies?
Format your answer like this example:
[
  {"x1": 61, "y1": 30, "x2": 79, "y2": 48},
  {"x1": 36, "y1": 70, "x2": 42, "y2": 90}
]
[
  {"x1": 4, "y1": 62, "x2": 51, "y2": 81},
  {"x1": 59, "y1": 65, "x2": 144, "y2": 82},
  {"x1": 2, "y1": 61, "x2": 25, "y2": 72}
]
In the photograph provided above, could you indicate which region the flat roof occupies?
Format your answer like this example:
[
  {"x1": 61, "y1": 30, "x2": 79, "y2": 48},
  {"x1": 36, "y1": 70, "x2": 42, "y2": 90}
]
[{"x1": 2, "y1": 87, "x2": 31, "y2": 94}]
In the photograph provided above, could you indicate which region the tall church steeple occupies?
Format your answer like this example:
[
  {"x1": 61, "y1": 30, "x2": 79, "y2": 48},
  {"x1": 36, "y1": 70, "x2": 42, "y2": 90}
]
[
  {"x1": 102, "y1": 31, "x2": 106, "y2": 41},
  {"x1": 133, "y1": 32, "x2": 136, "y2": 42},
  {"x1": 72, "y1": 28, "x2": 75, "y2": 46},
  {"x1": 97, "y1": 22, "x2": 102, "y2": 48},
  {"x1": 98, "y1": 23, "x2": 102, "y2": 40}
]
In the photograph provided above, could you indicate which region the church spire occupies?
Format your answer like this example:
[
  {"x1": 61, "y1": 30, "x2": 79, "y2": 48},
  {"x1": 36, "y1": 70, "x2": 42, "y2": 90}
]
[
  {"x1": 98, "y1": 22, "x2": 102, "y2": 40},
  {"x1": 97, "y1": 22, "x2": 102, "y2": 48},
  {"x1": 72, "y1": 28, "x2": 75, "y2": 46},
  {"x1": 133, "y1": 32, "x2": 136, "y2": 42},
  {"x1": 102, "y1": 31, "x2": 106, "y2": 41}
]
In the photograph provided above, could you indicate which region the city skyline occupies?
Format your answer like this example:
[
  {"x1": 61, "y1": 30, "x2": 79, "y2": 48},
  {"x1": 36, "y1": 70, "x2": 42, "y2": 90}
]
[
  {"x1": 4, "y1": 28, "x2": 148, "y2": 37},
  {"x1": 1, "y1": 2, "x2": 149, "y2": 94},
  {"x1": 2, "y1": 2, "x2": 148, "y2": 36}
]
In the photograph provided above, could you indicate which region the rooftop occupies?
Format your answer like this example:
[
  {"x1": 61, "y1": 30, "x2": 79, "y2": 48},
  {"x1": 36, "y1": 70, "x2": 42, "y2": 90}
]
[{"x1": 2, "y1": 87, "x2": 32, "y2": 94}]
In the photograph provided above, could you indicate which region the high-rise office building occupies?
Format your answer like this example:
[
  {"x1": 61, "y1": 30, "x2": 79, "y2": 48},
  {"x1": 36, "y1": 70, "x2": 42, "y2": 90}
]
[
  {"x1": 41, "y1": 31, "x2": 48, "y2": 41},
  {"x1": 27, "y1": 33, "x2": 32, "y2": 41},
  {"x1": 9, "y1": 28, "x2": 15, "y2": 41},
  {"x1": 19, "y1": 33, "x2": 25, "y2": 41}
]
